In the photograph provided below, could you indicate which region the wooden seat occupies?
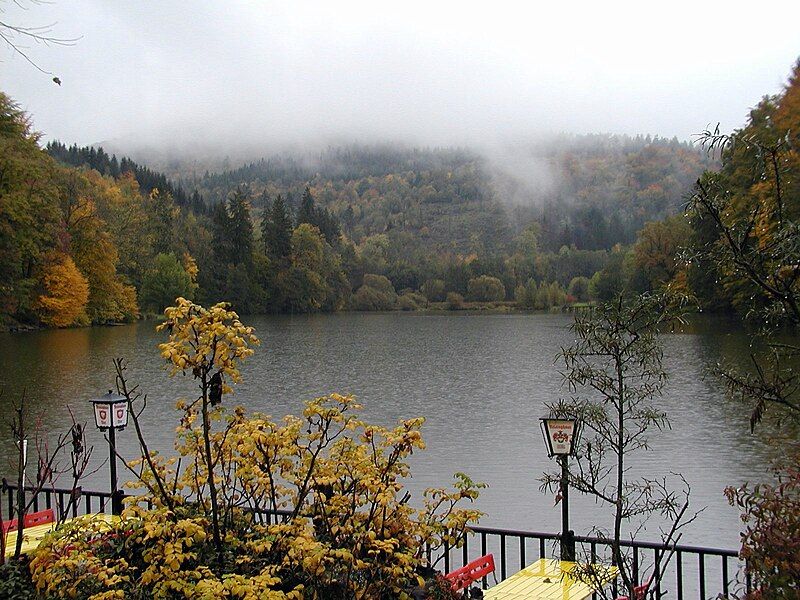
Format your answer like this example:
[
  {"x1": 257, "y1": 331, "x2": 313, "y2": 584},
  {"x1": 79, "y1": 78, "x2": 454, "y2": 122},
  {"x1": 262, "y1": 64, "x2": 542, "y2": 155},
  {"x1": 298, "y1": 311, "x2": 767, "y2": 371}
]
[
  {"x1": 2, "y1": 518, "x2": 19, "y2": 536},
  {"x1": 616, "y1": 577, "x2": 651, "y2": 600},
  {"x1": 484, "y1": 558, "x2": 619, "y2": 600},
  {"x1": 445, "y1": 553, "x2": 496, "y2": 592},
  {"x1": 5, "y1": 513, "x2": 117, "y2": 559},
  {"x1": 23, "y1": 509, "x2": 55, "y2": 528}
]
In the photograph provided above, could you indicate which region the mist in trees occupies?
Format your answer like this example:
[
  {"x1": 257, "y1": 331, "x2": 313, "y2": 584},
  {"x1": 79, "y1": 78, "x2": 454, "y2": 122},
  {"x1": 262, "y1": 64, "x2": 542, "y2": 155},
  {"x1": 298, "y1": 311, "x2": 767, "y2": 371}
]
[{"x1": 5, "y1": 58, "x2": 800, "y2": 330}]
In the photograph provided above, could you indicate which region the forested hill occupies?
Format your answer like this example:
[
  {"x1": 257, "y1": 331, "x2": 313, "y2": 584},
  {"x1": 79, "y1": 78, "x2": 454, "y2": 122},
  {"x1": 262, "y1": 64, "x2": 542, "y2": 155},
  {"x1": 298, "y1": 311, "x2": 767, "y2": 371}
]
[
  {"x1": 179, "y1": 136, "x2": 713, "y2": 254},
  {"x1": 198, "y1": 146, "x2": 479, "y2": 191},
  {"x1": 192, "y1": 145, "x2": 509, "y2": 255},
  {"x1": 46, "y1": 141, "x2": 208, "y2": 214},
  {"x1": 1, "y1": 82, "x2": 716, "y2": 332},
  {"x1": 518, "y1": 135, "x2": 714, "y2": 249},
  {"x1": 47, "y1": 136, "x2": 711, "y2": 256}
]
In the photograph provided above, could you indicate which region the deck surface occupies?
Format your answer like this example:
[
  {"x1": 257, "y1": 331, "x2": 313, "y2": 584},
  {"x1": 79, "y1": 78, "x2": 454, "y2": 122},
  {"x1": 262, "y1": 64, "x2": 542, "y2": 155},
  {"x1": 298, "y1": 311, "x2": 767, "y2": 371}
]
[
  {"x1": 3, "y1": 513, "x2": 115, "y2": 559},
  {"x1": 484, "y1": 558, "x2": 618, "y2": 600}
]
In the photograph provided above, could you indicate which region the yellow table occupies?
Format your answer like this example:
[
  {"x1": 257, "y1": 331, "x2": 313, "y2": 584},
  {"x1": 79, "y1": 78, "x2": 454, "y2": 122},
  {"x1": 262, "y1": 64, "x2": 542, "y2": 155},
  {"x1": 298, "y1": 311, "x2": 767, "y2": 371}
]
[
  {"x1": 3, "y1": 513, "x2": 116, "y2": 559},
  {"x1": 484, "y1": 558, "x2": 618, "y2": 600}
]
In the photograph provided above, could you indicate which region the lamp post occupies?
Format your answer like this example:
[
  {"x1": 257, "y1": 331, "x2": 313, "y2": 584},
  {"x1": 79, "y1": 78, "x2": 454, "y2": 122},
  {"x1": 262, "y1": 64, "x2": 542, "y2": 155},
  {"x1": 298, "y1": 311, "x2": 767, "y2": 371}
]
[
  {"x1": 91, "y1": 391, "x2": 128, "y2": 515},
  {"x1": 540, "y1": 416, "x2": 580, "y2": 561}
]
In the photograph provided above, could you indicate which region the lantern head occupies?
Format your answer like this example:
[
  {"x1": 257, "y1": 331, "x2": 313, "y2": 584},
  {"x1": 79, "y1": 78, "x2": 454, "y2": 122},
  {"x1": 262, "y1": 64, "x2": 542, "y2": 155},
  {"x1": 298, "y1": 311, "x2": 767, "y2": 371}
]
[
  {"x1": 91, "y1": 390, "x2": 128, "y2": 431},
  {"x1": 540, "y1": 417, "x2": 580, "y2": 457}
]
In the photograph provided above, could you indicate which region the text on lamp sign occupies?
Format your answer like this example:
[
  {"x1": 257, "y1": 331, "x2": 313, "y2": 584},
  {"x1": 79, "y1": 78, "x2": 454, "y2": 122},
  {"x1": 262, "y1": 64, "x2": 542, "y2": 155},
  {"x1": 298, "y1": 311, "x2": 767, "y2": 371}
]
[
  {"x1": 95, "y1": 403, "x2": 128, "y2": 429},
  {"x1": 547, "y1": 419, "x2": 575, "y2": 454}
]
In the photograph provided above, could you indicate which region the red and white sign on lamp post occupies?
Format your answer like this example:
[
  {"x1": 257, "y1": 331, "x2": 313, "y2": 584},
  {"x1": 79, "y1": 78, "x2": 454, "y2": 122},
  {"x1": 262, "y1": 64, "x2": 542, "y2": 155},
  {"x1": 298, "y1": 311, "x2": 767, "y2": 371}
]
[
  {"x1": 91, "y1": 391, "x2": 128, "y2": 514},
  {"x1": 540, "y1": 417, "x2": 580, "y2": 560}
]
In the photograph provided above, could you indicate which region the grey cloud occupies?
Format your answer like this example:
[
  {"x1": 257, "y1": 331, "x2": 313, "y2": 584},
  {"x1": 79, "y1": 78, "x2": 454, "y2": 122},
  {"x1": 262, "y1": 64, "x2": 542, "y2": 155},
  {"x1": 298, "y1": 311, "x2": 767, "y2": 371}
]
[{"x1": 2, "y1": 0, "x2": 799, "y2": 159}]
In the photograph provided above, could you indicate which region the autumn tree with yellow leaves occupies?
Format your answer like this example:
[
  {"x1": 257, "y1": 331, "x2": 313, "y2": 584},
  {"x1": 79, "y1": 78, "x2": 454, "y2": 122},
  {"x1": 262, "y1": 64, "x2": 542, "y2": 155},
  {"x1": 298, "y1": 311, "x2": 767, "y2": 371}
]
[
  {"x1": 157, "y1": 298, "x2": 259, "y2": 563},
  {"x1": 687, "y1": 61, "x2": 800, "y2": 426},
  {"x1": 35, "y1": 253, "x2": 89, "y2": 327},
  {"x1": 26, "y1": 299, "x2": 482, "y2": 599},
  {"x1": 687, "y1": 59, "x2": 800, "y2": 598}
]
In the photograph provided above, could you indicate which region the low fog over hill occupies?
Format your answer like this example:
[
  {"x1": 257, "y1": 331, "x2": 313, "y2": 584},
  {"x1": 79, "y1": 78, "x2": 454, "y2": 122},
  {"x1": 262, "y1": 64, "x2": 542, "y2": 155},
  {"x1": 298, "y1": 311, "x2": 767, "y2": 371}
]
[{"x1": 4, "y1": 1, "x2": 799, "y2": 150}]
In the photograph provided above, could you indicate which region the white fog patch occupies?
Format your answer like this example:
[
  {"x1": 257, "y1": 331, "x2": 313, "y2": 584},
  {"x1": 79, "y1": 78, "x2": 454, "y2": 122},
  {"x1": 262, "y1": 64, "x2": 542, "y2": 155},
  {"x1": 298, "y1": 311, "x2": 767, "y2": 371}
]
[{"x1": 2, "y1": 0, "x2": 798, "y2": 156}]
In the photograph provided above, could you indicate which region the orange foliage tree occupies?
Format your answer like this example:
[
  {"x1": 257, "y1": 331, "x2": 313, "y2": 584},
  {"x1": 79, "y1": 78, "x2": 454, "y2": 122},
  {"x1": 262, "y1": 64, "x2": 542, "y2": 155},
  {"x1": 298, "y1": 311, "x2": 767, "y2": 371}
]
[{"x1": 36, "y1": 254, "x2": 89, "y2": 326}]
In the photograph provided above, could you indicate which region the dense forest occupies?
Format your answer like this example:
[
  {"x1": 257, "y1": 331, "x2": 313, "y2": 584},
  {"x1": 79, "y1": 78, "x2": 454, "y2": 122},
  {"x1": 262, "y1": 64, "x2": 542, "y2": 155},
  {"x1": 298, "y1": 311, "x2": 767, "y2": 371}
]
[
  {"x1": 188, "y1": 136, "x2": 709, "y2": 252},
  {"x1": 46, "y1": 141, "x2": 209, "y2": 214},
  {"x1": 10, "y1": 58, "x2": 800, "y2": 330},
  {"x1": 684, "y1": 60, "x2": 800, "y2": 317}
]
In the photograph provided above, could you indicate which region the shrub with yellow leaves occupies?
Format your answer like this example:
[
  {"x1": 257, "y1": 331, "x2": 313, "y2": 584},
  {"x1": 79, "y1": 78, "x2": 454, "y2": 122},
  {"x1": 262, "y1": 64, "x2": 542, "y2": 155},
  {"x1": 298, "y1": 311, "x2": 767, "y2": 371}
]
[
  {"x1": 157, "y1": 297, "x2": 259, "y2": 561},
  {"x1": 226, "y1": 395, "x2": 485, "y2": 598},
  {"x1": 28, "y1": 299, "x2": 484, "y2": 599},
  {"x1": 157, "y1": 297, "x2": 258, "y2": 386}
]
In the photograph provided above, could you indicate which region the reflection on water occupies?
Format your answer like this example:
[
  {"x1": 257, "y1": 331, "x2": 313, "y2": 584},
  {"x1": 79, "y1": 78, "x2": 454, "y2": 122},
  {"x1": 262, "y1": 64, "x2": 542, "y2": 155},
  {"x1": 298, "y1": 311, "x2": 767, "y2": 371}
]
[{"x1": 0, "y1": 313, "x2": 783, "y2": 548}]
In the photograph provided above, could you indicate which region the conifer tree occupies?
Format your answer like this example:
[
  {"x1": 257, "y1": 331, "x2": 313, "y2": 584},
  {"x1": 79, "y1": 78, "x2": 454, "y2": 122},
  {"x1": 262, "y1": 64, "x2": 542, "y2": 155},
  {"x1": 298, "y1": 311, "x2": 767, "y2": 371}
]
[
  {"x1": 262, "y1": 194, "x2": 293, "y2": 262},
  {"x1": 297, "y1": 186, "x2": 316, "y2": 227},
  {"x1": 296, "y1": 186, "x2": 340, "y2": 246},
  {"x1": 146, "y1": 189, "x2": 176, "y2": 255},
  {"x1": 227, "y1": 186, "x2": 254, "y2": 268},
  {"x1": 210, "y1": 200, "x2": 233, "y2": 275}
]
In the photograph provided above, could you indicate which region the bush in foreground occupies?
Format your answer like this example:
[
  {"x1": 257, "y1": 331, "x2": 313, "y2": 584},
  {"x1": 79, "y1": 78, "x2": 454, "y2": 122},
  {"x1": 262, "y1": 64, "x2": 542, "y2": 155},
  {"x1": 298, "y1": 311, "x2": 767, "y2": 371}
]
[{"x1": 27, "y1": 299, "x2": 483, "y2": 599}]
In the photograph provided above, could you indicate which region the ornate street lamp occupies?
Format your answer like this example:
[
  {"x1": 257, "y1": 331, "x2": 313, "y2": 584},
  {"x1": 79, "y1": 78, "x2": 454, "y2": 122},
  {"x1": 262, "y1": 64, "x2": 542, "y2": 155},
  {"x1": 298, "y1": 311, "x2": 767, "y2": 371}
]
[
  {"x1": 540, "y1": 417, "x2": 580, "y2": 561},
  {"x1": 91, "y1": 391, "x2": 128, "y2": 515}
]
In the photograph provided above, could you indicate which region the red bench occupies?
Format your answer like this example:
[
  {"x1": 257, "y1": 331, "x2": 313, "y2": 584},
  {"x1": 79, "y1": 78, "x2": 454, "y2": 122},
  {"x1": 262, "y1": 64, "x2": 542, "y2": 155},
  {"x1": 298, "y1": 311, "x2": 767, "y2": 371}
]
[
  {"x1": 616, "y1": 577, "x2": 651, "y2": 600},
  {"x1": 2, "y1": 518, "x2": 19, "y2": 536},
  {"x1": 2, "y1": 510, "x2": 55, "y2": 552},
  {"x1": 23, "y1": 509, "x2": 55, "y2": 528},
  {"x1": 445, "y1": 553, "x2": 495, "y2": 592},
  {"x1": 2, "y1": 509, "x2": 54, "y2": 537}
]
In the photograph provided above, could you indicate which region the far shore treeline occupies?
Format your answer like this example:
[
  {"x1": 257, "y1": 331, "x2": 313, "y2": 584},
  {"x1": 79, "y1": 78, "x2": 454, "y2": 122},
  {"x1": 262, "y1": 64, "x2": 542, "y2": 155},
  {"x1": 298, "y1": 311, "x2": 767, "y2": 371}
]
[{"x1": 1, "y1": 59, "x2": 798, "y2": 330}]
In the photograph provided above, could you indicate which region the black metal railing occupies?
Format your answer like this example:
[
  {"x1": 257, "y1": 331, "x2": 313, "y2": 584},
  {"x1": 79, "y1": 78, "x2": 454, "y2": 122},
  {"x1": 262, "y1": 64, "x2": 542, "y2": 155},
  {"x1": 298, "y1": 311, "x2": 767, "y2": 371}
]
[
  {"x1": 2, "y1": 479, "x2": 116, "y2": 522},
  {"x1": 1, "y1": 482, "x2": 749, "y2": 599},
  {"x1": 226, "y1": 509, "x2": 752, "y2": 599}
]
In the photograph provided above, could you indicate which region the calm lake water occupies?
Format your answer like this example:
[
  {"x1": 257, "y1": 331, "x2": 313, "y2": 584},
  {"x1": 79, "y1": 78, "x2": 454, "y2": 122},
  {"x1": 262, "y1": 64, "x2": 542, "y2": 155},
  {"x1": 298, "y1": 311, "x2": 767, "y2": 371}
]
[{"x1": 0, "y1": 312, "x2": 779, "y2": 549}]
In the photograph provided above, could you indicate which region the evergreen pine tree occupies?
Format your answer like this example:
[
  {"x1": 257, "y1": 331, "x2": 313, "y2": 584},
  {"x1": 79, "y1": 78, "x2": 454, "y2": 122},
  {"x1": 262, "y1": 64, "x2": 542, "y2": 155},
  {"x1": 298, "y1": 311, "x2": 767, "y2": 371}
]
[
  {"x1": 259, "y1": 192, "x2": 271, "y2": 255},
  {"x1": 295, "y1": 186, "x2": 340, "y2": 245},
  {"x1": 147, "y1": 190, "x2": 176, "y2": 255},
  {"x1": 227, "y1": 186, "x2": 254, "y2": 268},
  {"x1": 297, "y1": 186, "x2": 316, "y2": 227},
  {"x1": 343, "y1": 204, "x2": 355, "y2": 232},
  {"x1": 262, "y1": 194, "x2": 293, "y2": 261},
  {"x1": 316, "y1": 206, "x2": 341, "y2": 246},
  {"x1": 211, "y1": 200, "x2": 233, "y2": 269}
]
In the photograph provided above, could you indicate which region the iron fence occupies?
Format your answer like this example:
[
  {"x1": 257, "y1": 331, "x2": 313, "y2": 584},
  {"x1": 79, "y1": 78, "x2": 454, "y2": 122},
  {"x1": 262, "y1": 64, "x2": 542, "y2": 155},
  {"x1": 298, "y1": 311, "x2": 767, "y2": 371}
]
[
  {"x1": 2, "y1": 479, "x2": 115, "y2": 522},
  {"x1": 434, "y1": 525, "x2": 749, "y2": 600},
  {"x1": 1, "y1": 481, "x2": 749, "y2": 599}
]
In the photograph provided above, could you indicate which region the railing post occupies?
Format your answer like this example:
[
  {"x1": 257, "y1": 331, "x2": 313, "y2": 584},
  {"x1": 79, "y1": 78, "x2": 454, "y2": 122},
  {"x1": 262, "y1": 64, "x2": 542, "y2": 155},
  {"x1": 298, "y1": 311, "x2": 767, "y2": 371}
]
[
  {"x1": 561, "y1": 529, "x2": 576, "y2": 562},
  {"x1": 698, "y1": 552, "x2": 706, "y2": 599},
  {"x1": 722, "y1": 555, "x2": 729, "y2": 598},
  {"x1": 500, "y1": 534, "x2": 507, "y2": 580},
  {"x1": 745, "y1": 560, "x2": 752, "y2": 595},
  {"x1": 111, "y1": 490, "x2": 125, "y2": 515},
  {"x1": 558, "y1": 455, "x2": 575, "y2": 561}
]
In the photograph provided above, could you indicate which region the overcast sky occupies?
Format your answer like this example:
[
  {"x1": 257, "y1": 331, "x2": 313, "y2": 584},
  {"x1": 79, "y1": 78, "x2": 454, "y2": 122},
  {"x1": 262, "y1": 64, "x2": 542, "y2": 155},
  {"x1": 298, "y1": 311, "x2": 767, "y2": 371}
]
[{"x1": 2, "y1": 0, "x2": 800, "y2": 154}]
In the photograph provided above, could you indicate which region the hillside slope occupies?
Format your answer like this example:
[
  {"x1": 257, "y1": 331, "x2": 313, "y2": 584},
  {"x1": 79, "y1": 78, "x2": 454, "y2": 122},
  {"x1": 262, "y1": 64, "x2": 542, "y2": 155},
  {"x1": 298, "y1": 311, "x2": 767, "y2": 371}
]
[{"x1": 178, "y1": 136, "x2": 712, "y2": 255}]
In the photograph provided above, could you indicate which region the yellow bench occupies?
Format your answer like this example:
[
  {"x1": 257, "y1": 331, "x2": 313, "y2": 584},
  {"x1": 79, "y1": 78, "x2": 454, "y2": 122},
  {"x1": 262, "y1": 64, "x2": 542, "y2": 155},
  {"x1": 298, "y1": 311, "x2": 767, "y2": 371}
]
[
  {"x1": 484, "y1": 558, "x2": 618, "y2": 600},
  {"x1": 3, "y1": 513, "x2": 116, "y2": 559}
]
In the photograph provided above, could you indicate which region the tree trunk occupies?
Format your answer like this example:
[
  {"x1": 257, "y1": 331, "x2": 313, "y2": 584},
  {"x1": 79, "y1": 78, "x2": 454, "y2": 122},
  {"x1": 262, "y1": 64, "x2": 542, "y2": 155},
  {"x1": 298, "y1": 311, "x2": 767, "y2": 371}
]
[
  {"x1": 14, "y1": 403, "x2": 26, "y2": 559},
  {"x1": 612, "y1": 352, "x2": 630, "y2": 595},
  {"x1": 201, "y1": 371, "x2": 223, "y2": 566}
]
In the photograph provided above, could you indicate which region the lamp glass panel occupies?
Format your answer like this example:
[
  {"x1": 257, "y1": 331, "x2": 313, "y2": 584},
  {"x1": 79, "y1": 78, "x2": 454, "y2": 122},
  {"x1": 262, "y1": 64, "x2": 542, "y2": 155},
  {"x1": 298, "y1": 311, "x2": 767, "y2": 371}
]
[
  {"x1": 112, "y1": 401, "x2": 128, "y2": 428},
  {"x1": 544, "y1": 419, "x2": 576, "y2": 455},
  {"x1": 94, "y1": 402, "x2": 112, "y2": 429}
]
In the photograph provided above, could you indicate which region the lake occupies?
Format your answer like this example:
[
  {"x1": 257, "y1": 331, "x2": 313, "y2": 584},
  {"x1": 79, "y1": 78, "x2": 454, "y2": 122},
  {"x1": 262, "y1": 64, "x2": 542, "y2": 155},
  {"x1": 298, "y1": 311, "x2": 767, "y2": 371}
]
[{"x1": 0, "y1": 312, "x2": 777, "y2": 550}]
